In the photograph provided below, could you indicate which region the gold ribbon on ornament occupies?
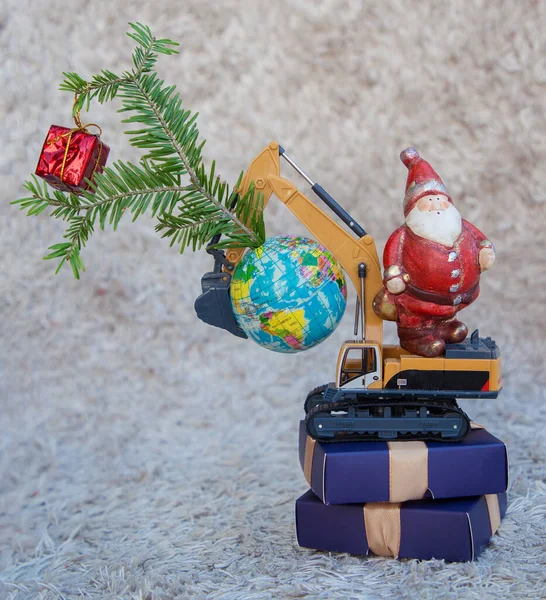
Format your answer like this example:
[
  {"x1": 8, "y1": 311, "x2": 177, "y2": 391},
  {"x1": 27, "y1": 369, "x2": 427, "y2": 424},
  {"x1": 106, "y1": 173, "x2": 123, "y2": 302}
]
[
  {"x1": 303, "y1": 422, "x2": 487, "y2": 503},
  {"x1": 363, "y1": 492, "x2": 502, "y2": 558},
  {"x1": 48, "y1": 89, "x2": 104, "y2": 183}
]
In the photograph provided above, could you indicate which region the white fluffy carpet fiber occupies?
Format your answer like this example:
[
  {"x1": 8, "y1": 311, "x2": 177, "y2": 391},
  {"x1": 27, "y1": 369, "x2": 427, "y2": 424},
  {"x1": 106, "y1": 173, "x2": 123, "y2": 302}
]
[{"x1": 1, "y1": 0, "x2": 545, "y2": 598}]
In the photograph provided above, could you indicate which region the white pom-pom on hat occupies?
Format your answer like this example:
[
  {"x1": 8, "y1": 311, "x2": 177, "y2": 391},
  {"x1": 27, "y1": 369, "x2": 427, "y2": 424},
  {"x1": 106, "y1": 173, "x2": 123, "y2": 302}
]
[{"x1": 400, "y1": 147, "x2": 420, "y2": 168}]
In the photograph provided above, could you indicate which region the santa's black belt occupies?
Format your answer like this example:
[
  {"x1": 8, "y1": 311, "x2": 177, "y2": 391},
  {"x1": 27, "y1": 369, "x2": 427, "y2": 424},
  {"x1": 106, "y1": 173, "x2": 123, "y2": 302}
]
[{"x1": 405, "y1": 282, "x2": 478, "y2": 306}]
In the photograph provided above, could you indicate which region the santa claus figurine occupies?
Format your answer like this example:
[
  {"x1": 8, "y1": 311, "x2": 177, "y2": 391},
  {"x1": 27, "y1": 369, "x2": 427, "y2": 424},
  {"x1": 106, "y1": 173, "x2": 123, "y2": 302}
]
[{"x1": 373, "y1": 147, "x2": 496, "y2": 358}]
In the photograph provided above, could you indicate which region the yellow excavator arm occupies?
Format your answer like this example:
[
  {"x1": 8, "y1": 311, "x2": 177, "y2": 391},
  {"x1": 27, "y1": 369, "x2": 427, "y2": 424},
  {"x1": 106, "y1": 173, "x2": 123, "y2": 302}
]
[{"x1": 226, "y1": 141, "x2": 384, "y2": 347}]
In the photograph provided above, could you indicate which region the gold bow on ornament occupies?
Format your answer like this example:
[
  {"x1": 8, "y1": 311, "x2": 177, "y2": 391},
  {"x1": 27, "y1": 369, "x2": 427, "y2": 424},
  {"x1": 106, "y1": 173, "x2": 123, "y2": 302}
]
[{"x1": 49, "y1": 90, "x2": 104, "y2": 182}]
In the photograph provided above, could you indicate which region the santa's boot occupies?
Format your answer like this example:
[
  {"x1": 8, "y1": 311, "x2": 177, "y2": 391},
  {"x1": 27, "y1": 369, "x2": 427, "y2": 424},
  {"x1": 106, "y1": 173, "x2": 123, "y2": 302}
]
[
  {"x1": 436, "y1": 318, "x2": 468, "y2": 344},
  {"x1": 398, "y1": 328, "x2": 445, "y2": 358}
]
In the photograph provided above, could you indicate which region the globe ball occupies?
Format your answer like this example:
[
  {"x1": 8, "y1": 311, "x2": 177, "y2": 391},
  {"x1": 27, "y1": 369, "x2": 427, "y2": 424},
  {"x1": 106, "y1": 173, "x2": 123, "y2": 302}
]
[{"x1": 230, "y1": 235, "x2": 347, "y2": 353}]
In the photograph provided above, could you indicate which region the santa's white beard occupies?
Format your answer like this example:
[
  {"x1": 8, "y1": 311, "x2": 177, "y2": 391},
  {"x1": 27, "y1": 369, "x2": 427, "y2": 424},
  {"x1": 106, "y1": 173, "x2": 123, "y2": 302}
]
[{"x1": 405, "y1": 203, "x2": 462, "y2": 246}]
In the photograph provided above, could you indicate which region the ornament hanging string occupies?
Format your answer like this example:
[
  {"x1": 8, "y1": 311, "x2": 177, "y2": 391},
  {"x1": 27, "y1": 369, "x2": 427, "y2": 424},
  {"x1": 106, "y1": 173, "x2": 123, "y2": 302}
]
[{"x1": 49, "y1": 87, "x2": 104, "y2": 182}]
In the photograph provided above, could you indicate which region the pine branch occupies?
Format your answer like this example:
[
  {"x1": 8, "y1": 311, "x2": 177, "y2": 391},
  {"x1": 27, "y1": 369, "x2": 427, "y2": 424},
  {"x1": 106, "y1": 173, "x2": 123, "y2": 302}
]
[
  {"x1": 60, "y1": 22, "x2": 179, "y2": 112},
  {"x1": 114, "y1": 71, "x2": 260, "y2": 242},
  {"x1": 14, "y1": 165, "x2": 182, "y2": 225},
  {"x1": 156, "y1": 214, "x2": 224, "y2": 252},
  {"x1": 43, "y1": 214, "x2": 93, "y2": 279},
  {"x1": 13, "y1": 176, "x2": 82, "y2": 217},
  {"x1": 14, "y1": 22, "x2": 266, "y2": 278}
]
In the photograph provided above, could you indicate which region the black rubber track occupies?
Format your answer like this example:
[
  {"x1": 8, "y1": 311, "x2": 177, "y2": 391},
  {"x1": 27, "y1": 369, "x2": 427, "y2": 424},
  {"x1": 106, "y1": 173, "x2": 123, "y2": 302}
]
[
  {"x1": 304, "y1": 397, "x2": 471, "y2": 443},
  {"x1": 303, "y1": 384, "x2": 329, "y2": 413}
]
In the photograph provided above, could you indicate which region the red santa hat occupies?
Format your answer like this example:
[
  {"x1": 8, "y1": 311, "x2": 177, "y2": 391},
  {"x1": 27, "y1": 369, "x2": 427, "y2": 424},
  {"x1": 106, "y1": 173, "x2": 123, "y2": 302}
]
[{"x1": 400, "y1": 148, "x2": 451, "y2": 216}]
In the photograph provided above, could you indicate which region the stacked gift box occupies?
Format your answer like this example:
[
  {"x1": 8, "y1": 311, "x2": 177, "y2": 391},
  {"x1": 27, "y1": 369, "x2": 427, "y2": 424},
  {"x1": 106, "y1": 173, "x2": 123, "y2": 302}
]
[{"x1": 295, "y1": 420, "x2": 508, "y2": 562}]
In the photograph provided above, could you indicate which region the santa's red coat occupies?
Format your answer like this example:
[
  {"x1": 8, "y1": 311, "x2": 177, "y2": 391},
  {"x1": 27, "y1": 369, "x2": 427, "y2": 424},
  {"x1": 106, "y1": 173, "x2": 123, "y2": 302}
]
[{"x1": 383, "y1": 220, "x2": 489, "y2": 327}]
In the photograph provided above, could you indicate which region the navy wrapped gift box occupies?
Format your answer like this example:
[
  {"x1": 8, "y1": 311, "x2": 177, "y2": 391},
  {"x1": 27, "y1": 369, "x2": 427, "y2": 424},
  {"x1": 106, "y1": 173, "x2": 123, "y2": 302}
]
[
  {"x1": 296, "y1": 489, "x2": 507, "y2": 562},
  {"x1": 299, "y1": 421, "x2": 508, "y2": 504}
]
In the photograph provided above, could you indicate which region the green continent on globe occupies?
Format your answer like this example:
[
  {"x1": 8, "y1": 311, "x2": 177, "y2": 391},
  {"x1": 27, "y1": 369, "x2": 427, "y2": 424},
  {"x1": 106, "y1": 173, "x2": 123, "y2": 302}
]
[{"x1": 230, "y1": 235, "x2": 347, "y2": 353}]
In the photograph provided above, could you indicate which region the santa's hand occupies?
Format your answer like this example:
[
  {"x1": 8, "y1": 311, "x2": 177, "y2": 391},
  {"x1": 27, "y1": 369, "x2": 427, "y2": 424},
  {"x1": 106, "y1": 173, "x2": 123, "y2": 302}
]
[
  {"x1": 479, "y1": 246, "x2": 495, "y2": 271},
  {"x1": 384, "y1": 266, "x2": 409, "y2": 294},
  {"x1": 386, "y1": 276, "x2": 407, "y2": 294}
]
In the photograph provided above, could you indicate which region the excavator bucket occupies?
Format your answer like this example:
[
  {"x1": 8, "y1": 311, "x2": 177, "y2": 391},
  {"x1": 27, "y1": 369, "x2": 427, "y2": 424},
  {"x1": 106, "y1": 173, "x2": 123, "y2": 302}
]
[
  {"x1": 194, "y1": 271, "x2": 248, "y2": 339},
  {"x1": 194, "y1": 143, "x2": 282, "y2": 340}
]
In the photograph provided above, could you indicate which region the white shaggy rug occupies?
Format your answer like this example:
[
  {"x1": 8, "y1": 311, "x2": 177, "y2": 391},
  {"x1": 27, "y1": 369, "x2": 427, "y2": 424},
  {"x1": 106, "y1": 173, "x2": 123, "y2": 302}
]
[{"x1": 1, "y1": 1, "x2": 545, "y2": 598}]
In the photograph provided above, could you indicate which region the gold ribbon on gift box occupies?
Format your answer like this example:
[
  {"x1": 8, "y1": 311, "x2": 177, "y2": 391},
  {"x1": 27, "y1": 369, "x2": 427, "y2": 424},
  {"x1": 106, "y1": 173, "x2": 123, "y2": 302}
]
[
  {"x1": 303, "y1": 422, "x2": 487, "y2": 503},
  {"x1": 362, "y1": 493, "x2": 502, "y2": 558}
]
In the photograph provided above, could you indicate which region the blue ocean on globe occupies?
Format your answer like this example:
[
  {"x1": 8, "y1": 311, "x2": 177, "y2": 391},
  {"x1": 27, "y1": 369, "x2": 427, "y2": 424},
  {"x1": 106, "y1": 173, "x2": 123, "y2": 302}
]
[{"x1": 230, "y1": 235, "x2": 347, "y2": 353}]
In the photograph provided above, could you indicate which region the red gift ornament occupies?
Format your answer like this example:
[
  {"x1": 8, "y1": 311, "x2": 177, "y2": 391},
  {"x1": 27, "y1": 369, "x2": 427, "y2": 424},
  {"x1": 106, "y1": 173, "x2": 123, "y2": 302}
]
[{"x1": 35, "y1": 107, "x2": 110, "y2": 195}]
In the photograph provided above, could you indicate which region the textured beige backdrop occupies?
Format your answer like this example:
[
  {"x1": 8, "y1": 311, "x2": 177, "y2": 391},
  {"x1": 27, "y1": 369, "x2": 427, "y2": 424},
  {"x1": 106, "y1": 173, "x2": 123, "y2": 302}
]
[{"x1": 1, "y1": 1, "x2": 545, "y2": 599}]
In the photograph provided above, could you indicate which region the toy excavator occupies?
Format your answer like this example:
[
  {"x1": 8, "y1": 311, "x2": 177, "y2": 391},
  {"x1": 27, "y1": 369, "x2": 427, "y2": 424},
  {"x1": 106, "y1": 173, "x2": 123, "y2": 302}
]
[{"x1": 194, "y1": 142, "x2": 502, "y2": 443}]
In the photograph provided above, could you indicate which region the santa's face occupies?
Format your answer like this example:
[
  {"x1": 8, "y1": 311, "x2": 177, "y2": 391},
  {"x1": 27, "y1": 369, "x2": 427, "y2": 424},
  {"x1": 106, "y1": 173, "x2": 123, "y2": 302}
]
[
  {"x1": 405, "y1": 194, "x2": 462, "y2": 246},
  {"x1": 416, "y1": 194, "x2": 451, "y2": 212}
]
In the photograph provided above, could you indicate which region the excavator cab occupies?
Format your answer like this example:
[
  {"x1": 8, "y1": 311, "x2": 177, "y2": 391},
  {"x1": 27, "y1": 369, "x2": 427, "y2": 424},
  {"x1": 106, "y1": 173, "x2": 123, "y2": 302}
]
[{"x1": 337, "y1": 342, "x2": 382, "y2": 389}]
